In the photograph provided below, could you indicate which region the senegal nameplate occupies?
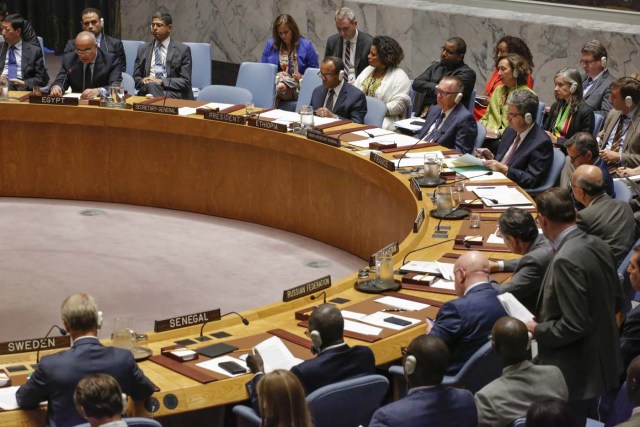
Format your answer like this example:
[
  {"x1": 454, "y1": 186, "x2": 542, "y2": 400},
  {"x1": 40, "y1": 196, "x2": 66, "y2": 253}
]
[
  {"x1": 369, "y1": 241, "x2": 400, "y2": 267},
  {"x1": 307, "y1": 129, "x2": 341, "y2": 147},
  {"x1": 413, "y1": 208, "x2": 425, "y2": 233},
  {"x1": 248, "y1": 118, "x2": 287, "y2": 133},
  {"x1": 133, "y1": 103, "x2": 179, "y2": 115},
  {"x1": 370, "y1": 152, "x2": 396, "y2": 172},
  {"x1": 154, "y1": 308, "x2": 221, "y2": 333},
  {"x1": 29, "y1": 95, "x2": 79, "y2": 106},
  {"x1": 409, "y1": 178, "x2": 423, "y2": 201},
  {"x1": 205, "y1": 110, "x2": 246, "y2": 125},
  {"x1": 0, "y1": 336, "x2": 71, "y2": 355},
  {"x1": 283, "y1": 275, "x2": 331, "y2": 302}
]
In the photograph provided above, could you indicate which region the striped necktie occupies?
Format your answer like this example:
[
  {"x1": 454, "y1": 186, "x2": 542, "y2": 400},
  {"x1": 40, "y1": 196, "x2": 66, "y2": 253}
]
[{"x1": 343, "y1": 41, "x2": 351, "y2": 75}]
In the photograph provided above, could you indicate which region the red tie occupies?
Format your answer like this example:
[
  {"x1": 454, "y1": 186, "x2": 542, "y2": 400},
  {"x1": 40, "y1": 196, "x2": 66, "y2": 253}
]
[{"x1": 502, "y1": 135, "x2": 522, "y2": 166}]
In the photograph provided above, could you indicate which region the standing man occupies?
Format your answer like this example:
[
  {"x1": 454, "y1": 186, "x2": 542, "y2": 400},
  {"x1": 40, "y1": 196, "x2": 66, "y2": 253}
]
[
  {"x1": 412, "y1": 37, "x2": 476, "y2": 117},
  {"x1": 580, "y1": 40, "x2": 615, "y2": 117},
  {"x1": 16, "y1": 293, "x2": 155, "y2": 427},
  {"x1": 133, "y1": 12, "x2": 193, "y2": 100},
  {"x1": 0, "y1": 14, "x2": 48, "y2": 90},
  {"x1": 527, "y1": 188, "x2": 622, "y2": 423},
  {"x1": 50, "y1": 31, "x2": 122, "y2": 99},
  {"x1": 63, "y1": 8, "x2": 126, "y2": 73},
  {"x1": 415, "y1": 76, "x2": 477, "y2": 153},
  {"x1": 324, "y1": 7, "x2": 373, "y2": 82},
  {"x1": 311, "y1": 56, "x2": 367, "y2": 123}
]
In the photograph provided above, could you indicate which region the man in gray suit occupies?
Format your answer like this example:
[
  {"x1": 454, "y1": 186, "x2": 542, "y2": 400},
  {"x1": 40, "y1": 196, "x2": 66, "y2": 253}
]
[
  {"x1": 572, "y1": 164, "x2": 635, "y2": 267},
  {"x1": 0, "y1": 14, "x2": 48, "y2": 90},
  {"x1": 475, "y1": 317, "x2": 568, "y2": 427},
  {"x1": 489, "y1": 207, "x2": 553, "y2": 313},
  {"x1": 580, "y1": 40, "x2": 615, "y2": 117},
  {"x1": 133, "y1": 11, "x2": 193, "y2": 100},
  {"x1": 324, "y1": 7, "x2": 373, "y2": 82},
  {"x1": 527, "y1": 188, "x2": 622, "y2": 423}
]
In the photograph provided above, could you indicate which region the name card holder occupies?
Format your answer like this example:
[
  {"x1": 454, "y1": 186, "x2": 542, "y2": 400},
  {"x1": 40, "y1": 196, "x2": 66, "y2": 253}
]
[
  {"x1": 283, "y1": 275, "x2": 331, "y2": 302},
  {"x1": 133, "y1": 103, "x2": 179, "y2": 115},
  {"x1": 29, "y1": 95, "x2": 78, "y2": 106},
  {"x1": 204, "y1": 110, "x2": 247, "y2": 125},
  {"x1": 248, "y1": 118, "x2": 288, "y2": 133},
  {"x1": 307, "y1": 129, "x2": 341, "y2": 147},
  {"x1": 0, "y1": 335, "x2": 71, "y2": 355},
  {"x1": 413, "y1": 208, "x2": 425, "y2": 233},
  {"x1": 369, "y1": 241, "x2": 400, "y2": 267},
  {"x1": 154, "y1": 308, "x2": 221, "y2": 333},
  {"x1": 370, "y1": 152, "x2": 396, "y2": 172},
  {"x1": 409, "y1": 178, "x2": 423, "y2": 201}
]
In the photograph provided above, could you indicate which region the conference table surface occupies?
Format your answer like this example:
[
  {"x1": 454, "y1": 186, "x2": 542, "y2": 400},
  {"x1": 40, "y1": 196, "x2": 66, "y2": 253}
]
[{"x1": 0, "y1": 94, "x2": 521, "y2": 425}]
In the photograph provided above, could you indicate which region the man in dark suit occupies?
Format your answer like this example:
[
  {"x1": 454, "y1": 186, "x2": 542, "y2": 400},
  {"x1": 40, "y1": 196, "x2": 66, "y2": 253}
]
[
  {"x1": 580, "y1": 40, "x2": 615, "y2": 117},
  {"x1": 0, "y1": 14, "x2": 48, "y2": 90},
  {"x1": 429, "y1": 251, "x2": 508, "y2": 375},
  {"x1": 63, "y1": 8, "x2": 126, "y2": 73},
  {"x1": 489, "y1": 208, "x2": 553, "y2": 313},
  {"x1": 369, "y1": 335, "x2": 477, "y2": 427},
  {"x1": 527, "y1": 188, "x2": 622, "y2": 423},
  {"x1": 0, "y1": 3, "x2": 37, "y2": 45},
  {"x1": 247, "y1": 304, "x2": 375, "y2": 403},
  {"x1": 476, "y1": 90, "x2": 553, "y2": 189},
  {"x1": 133, "y1": 11, "x2": 193, "y2": 100},
  {"x1": 311, "y1": 56, "x2": 367, "y2": 123},
  {"x1": 416, "y1": 76, "x2": 477, "y2": 153},
  {"x1": 621, "y1": 246, "x2": 640, "y2": 371},
  {"x1": 412, "y1": 37, "x2": 476, "y2": 117},
  {"x1": 573, "y1": 164, "x2": 635, "y2": 267},
  {"x1": 16, "y1": 293, "x2": 155, "y2": 427},
  {"x1": 50, "y1": 31, "x2": 122, "y2": 99},
  {"x1": 618, "y1": 355, "x2": 640, "y2": 427},
  {"x1": 324, "y1": 7, "x2": 373, "y2": 82}
]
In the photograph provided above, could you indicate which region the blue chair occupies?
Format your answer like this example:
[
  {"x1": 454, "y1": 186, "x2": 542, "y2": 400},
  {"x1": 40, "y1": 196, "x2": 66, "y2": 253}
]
[
  {"x1": 279, "y1": 67, "x2": 321, "y2": 112},
  {"x1": 364, "y1": 96, "x2": 387, "y2": 128},
  {"x1": 236, "y1": 62, "x2": 277, "y2": 109},
  {"x1": 122, "y1": 40, "x2": 144, "y2": 76},
  {"x1": 233, "y1": 374, "x2": 389, "y2": 427},
  {"x1": 476, "y1": 121, "x2": 488, "y2": 149},
  {"x1": 196, "y1": 85, "x2": 253, "y2": 104},
  {"x1": 593, "y1": 113, "x2": 605, "y2": 137},
  {"x1": 614, "y1": 179, "x2": 633, "y2": 203},
  {"x1": 509, "y1": 417, "x2": 527, "y2": 427},
  {"x1": 76, "y1": 418, "x2": 161, "y2": 427},
  {"x1": 121, "y1": 72, "x2": 136, "y2": 96},
  {"x1": 468, "y1": 88, "x2": 476, "y2": 111},
  {"x1": 184, "y1": 42, "x2": 212, "y2": 97},
  {"x1": 536, "y1": 101, "x2": 546, "y2": 127},
  {"x1": 526, "y1": 148, "x2": 565, "y2": 195}
]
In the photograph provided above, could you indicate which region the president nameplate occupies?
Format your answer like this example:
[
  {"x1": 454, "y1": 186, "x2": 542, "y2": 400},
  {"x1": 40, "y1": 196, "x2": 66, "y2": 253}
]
[
  {"x1": 369, "y1": 241, "x2": 400, "y2": 267},
  {"x1": 370, "y1": 152, "x2": 396, "y2": 171},
  {"x1": 0, "y1": 335, "x2": 71, "y2": 355},
  {"x1": 154, "y1": 308, "x2": 221, "y2": 333},
  {"x1": 133, "y1": 103, "x2": 179, "y2": 115},
  {"x1": 29, "y1": 95, "x2": 79, "y2": 106},
  {"x1": 205, "y1": 110, "x2": 246, "y2": 125},
  {"x1": 307, "y1": 129, "x2": 341, "y2": 147},
  {"x1": 283, "y1": 275, "x2": 331, "y2": 302},
  {"x1": 248, "y1": 118, "x2": 287, "y2": 133}
]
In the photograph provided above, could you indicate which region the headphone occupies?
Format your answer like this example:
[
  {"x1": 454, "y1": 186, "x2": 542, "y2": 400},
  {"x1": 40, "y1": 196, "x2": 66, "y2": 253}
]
[
  {"x1": 512, "y1": 67, "x2": 519, "y2": 79},
  {"x1": 601, "y1": 56, "x2": 607, "y2": 68},
  {"x1": 100, "y1": 17, "x2": 104, "y2": 26},
  {"x1": 97, "y1": 310, "x2": 103, "y2": 329},
  {"x1": 627, "y1": 96, "x2": 634, "y2": 108},
  {"x1": 309, "y1": 330, "x2": 322, "y2": 355},
  {"x1": 454, "y1": 92, "x2": 463, "y2": 104},
  {"x1": 524, "y1": 112, "x2": 533, "y2": 125},
  {"x1": 569, "y1": 81, "x2": 578, "y2": 94},
  {"x1": 404, "y1": 353, "x2": 417, "y2": 375},
  {"x1": 338, "y1": 70, "x2": 345, "y2": 82}
]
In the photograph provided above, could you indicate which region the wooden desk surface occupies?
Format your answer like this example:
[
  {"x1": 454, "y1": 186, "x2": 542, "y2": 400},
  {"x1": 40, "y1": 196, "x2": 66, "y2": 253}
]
[{"x1": 0, "y1": 99, "x2": 520, "y2": 425}]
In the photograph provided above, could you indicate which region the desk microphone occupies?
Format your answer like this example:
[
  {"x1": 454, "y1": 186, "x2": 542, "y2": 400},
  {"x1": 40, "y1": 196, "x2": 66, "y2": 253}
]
[
  {"x1": 310, "y1": 291, "x2": 327, "y2": 304},
  {"x1": 402, "y1": 238, "x2": 471, "y2": 264},
  {"x1": 431, "y1": 171, "x2": 494, "y2": 198},
  {"x1": 161, "y1": 63, "x2": 173, "y2": 108},
  {"x1": 36, "y1": 325, "x2": 67, "y2": 363},
  {"x1": 58, "y1": 66, "x2": 75, "y2": 95},
  {"x1": 434, "y1": 196, "x2": 498, "y2": 232},
  {"x1": 199, "y1": 311, "x2": 249, "y2": 337},
  {"x1": 396, "y1": 130, "x2": 432, "y2": 169}
]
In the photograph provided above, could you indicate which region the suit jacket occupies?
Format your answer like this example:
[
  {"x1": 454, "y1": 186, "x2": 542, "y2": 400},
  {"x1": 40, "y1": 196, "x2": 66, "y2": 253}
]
[
  {"x1": 324, "y1": 30, "x2": 373, "y2": 79},
  {"x1": 577, "y1": 194, "x2": 635, "y2": 267},
  {"x1": 260, "y1": 37, "x2": 319, "y2": 76},
  {"x1": 416, "y1": 102, "x2": 477, "y2": 154},
  {"x1": 430, "y1": 282, "x2": 508, "y2": 375},
  {"x1": 310, "y1": 82, "x2": 367, "y2": 123},
  {"x1": 369, "y1": 386, "x2": 477, "y2": 427},
  {"x1": 16, "y1": 337, "x2": 154, "y2": 427},
  {"x1": 582, "y1": 69, "x2": 615, "y2": 117},
  {"x1": 412, "y1": 61, "x2": 476, "y2": 114},
  {"x1": 598, "y1": 107, "x2": 640, "y2": 170},
  {"x1": 535, "y1": 228, "x2": 623, "y2": 401},
  {"x1": 0, "y1": 41, "x2": 49, "y2": 90},
  {"x1": 64, "y1": 34, "x2": 126, "y2": 72},
  {"x1": 51, "y1": 49, "x2": 122, "y2": 94},
  {"x1": 133, "y1": 39, "x2": 194, "y2": 100},
  {"x1": 559, "y1": 157, "x2": 616, "y2": 207},
  {"x1": 544, "y1": 100, "x2": 595, "y2": 146},
  {"x1": 621, "y1": 305, "x2": 640, "y2": 371},
  {"x1": 475, "y1": 360, "x2": 568, "y2": 427},
  {"x1": 495, "y1": 125, "x2": 553, "y2": 188},
  {"x1": 497, "y1": 234, "x2": 554, "y2": 313}
]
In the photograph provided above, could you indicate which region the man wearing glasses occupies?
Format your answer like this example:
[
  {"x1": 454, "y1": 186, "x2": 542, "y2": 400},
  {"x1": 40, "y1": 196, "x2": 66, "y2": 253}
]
[
  {"x1": 50, "y1": 31, "x2": 122, "y2": 99},
  {"x1": 63, "y1": 8, "x2": 126, "y2": 73},
  {"x1": 580, "y1": 40, "x2": 615, "y2": 117},
  {"x1": 412, "y1": 37, "x2": 476, "y2": 117},
  {"x1": 311, "y1": 56, "x2": 367, "y2": 123}
]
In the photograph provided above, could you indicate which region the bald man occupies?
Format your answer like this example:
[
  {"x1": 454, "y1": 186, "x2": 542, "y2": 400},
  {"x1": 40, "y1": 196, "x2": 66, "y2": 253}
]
[
  {"x1": 572, "y1": 164, "x2": 635, "y2": 267},
  {"x1": 618, "y1": 355, "x2": 640, "y2": 426},
  {"x1": 428, "y1": 251, "x2": 507, "y2": 375},
  {"x1": 475, "y1": 317, "x2": 568, "y2": 426}
]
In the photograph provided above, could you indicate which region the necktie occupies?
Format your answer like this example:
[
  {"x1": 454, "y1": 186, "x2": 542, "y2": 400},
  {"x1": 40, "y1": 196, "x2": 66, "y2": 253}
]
[
  {"x1": 502, "y1": 135, "x2": 522, "y2": 166},
  {"x1": 582, "y1": 77, "x2": 593, "y2": 90},
  {"x1": 154, "y1": 42, "x2": 165, "y2": 78},
  {"x1": 611, "y1": 115, "x2": 628, "y2": 154},
  {"x1": 83, "y1": 64, "x2": 92, "y2": 90},
  {"x1": 7, "y1": 45, "x2": 17, "y2": 79},
  {"x1": 325, "y1": 89, "x2": 336, "y2": 111},
  {"x1": 343, "y1": 41, "x2": 351, "y2": 75},
  {"x1": 424, "y1": 112, "x2": 445, "y2": 141}
]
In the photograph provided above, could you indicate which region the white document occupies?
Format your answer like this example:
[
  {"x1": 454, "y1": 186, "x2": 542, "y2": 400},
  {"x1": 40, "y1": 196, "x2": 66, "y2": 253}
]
[
  {"x1": 444, "y1": 154, "x2": 486, "y2": 167},
  {"x1": 311, "y1": 116, "x2": 343, "y2": 126},
  {"x1": 394, "y1": 117, "x2": 424, "y2": 132},
  {"x1": 360, "y1": 311, "x2": 421, "y2": 331},
  {"x1": 195, "y1": 355, "x2": 249, "y2": 377},
  {"x1": 352, "y1": 128, "x2": 395, "y2": 137},
  {"x1": 63, "y1": 93, "x2": 82, "y2": 99},
  {"x1": 252, "y1": 336, "x2": 303, "y2": 373},
  {"x1": 469, "y1": 185, "x2": 532, "y2": 207},
  {"x1": 431, "y1": 280, "x2": 456, "y2": 290},
  {"x1": 368, "y1": 133, "x2": 422, "y2": 148},
  {"x1": 0, "y1": 386, "x2": 21, "y2": 410},
  {"x1": 258, "y1": 109, "x2": 300, "y2": 122},
  {"x1": 178, "y1": 107, "x2": 198, "y2": 116},
  {"x1": 200, "y1": 102, "x2": 234, "y2": 110},
  {"x1": 393, "y1": 157, "x2": 425, "y2": 168},
  {"x1": 344, "y1": 319, "x2": 382, "y2": 336},
  {"x1": 341, "y1": 310, "x2": 367, "y2": 320},
  {"x1": 375, "y1": 296, "x2": 429, "y2": 311},
  {"x1": 497, "y1": 292, "x2": 534, "y2": 323},
  {"x1": 469, "y1": 172, "x2": 508, "y2": 181},
  {"x1": 403, "y1": 151, "x2": 445, "y2": 159},
  {"x1": 487, "y1": 232, "x2": 505, "y2": 244},
  {"x1": 435, "y1": 261, "x2": 455, "y2": 280},
  {"x1": 400, "y1": 261, "x2": 441, "y2": 275}
]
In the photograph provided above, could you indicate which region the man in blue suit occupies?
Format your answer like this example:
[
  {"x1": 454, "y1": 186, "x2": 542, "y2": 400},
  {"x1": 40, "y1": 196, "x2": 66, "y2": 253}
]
[
  {"x1": 476, "y1": 90, "x2": 553, "y2": 189},
  {"x1": 416, "y1": 76, "x2": 477, "y2": 153},
  {"x1": 369, "y1": 334, "x2": 477, "y2": 427},
  {"x1": 16, "y1": 293, "x2": 155, "y2": 427},
  {"x1": 311, "y1": 56, "x2": 367, "y2": 124},
  {"x1": 429, "y1": 251, "x2": 508, "y2": 375}
]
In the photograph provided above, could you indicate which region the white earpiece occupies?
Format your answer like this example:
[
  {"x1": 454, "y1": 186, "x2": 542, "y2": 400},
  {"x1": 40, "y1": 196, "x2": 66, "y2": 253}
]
[
  {"x1": 338, "y1": 70, "x2": 345, "y2": 82},
  {"x1": 100, "y1": 18, "x2": 104, "y2": 26},
  {"x1": 626, "y1": 96, "x2": 633, "y2": 108},
  {"x1": 309, "y1": 330, "x2": 322, "y2": 355},
  {"x1": 512, "y1": 67, "x2": 519, "y2": 79},
  {"x1": 404, "y1": 354, "x2": 417, "y2": 375},
  {"x1": 524, "y1": 112, "x2": 533, "y2": 125},
  {"x1": 569, "y1": 82, "x2": 578, "y2": 94},
  {"x1": 454, "y1": 92, "x2": 463, "y2": 104},
  {"x1": 601, "y1": 56, "x2": 607, "y2": 68},
  {"x1": 97, "y1": 311, "x2": 103, "y2": 329}
]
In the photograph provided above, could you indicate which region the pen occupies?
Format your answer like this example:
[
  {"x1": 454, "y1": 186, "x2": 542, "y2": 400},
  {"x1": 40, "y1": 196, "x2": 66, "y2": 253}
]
[
  {"x1": 475, "y1": 186, "x2": 496, "y2": 189},
  {"x1": 382, "y1": 308, "x2": 406, "y2": 312}
]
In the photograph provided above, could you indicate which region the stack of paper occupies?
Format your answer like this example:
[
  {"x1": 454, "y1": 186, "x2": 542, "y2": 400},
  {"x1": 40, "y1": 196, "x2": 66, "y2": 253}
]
[
  {"x1": 469, "y1": 185, "x2": 532, "y2": 207},
  {"x1": 497, "y1": 292, "x2": 534, "y2": 323},
  {"x1": 399, "y1": 261, "x2": 455, "y2": 279},
  {"x1": 374, "y1": 296, "x2": 429, "y2": 311}
]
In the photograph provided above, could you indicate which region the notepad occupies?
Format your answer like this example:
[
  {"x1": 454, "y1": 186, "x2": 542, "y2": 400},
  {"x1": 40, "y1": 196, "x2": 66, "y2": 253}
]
[
  {"x1": 374, "y1": 296, "x2": 429, "y2": 311},
  {"x1": 252, "y1": 336, "x2": 303, "y2": 373}
]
